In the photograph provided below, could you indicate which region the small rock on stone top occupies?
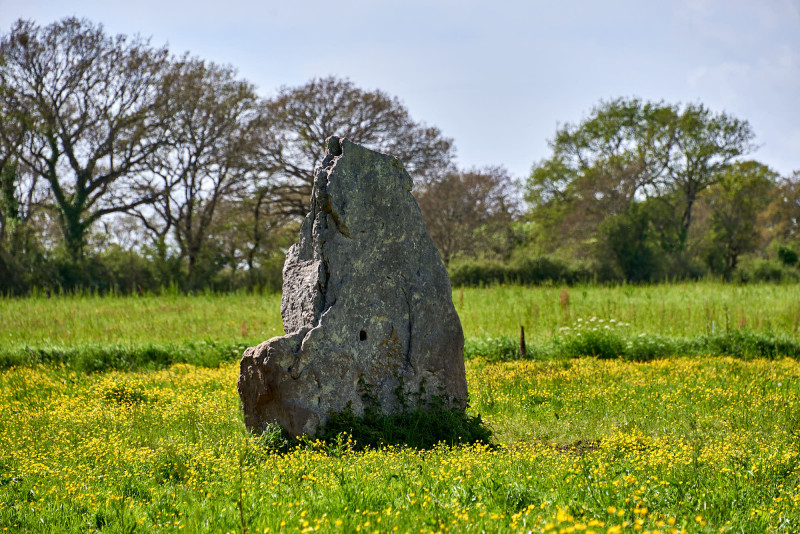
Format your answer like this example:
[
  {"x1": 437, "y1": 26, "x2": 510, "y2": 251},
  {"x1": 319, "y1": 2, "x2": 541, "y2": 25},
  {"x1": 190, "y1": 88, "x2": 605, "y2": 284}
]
[{"x1": 237, "y1": 137, "x2": 468, "y2": 437}]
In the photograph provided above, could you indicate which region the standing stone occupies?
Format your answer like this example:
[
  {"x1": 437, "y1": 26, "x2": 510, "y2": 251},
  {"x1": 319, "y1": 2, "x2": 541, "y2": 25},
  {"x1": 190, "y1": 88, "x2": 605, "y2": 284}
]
[{"x1": 238, "y1": 137, "x2": 467, "y2": 437}]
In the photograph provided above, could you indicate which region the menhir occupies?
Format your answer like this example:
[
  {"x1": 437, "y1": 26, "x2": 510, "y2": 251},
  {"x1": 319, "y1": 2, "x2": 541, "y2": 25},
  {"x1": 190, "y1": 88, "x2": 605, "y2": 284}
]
[{"x1": 237, "y1": 137, "x2": 467, "y2": 437}]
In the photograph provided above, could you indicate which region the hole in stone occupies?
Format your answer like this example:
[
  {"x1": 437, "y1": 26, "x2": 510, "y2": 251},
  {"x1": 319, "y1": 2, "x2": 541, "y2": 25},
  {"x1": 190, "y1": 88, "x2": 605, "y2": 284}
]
[{"x1": 359, "y1": 330, "x2": 367, "y2": 341}]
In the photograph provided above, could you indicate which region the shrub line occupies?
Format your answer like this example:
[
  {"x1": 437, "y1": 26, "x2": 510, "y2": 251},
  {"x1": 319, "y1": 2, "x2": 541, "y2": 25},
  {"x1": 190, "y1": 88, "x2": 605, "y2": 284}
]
[{"x1": 464, "y1": 328, "x2": 800, "y2": 362}]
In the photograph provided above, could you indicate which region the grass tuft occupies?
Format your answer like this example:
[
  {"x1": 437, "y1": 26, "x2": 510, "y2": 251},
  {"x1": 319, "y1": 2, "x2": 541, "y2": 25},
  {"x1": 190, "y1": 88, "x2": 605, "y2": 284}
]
[
  {"x1": 464, "y1": 328, "x2": 800, "y2": 362},
  {"x1": 316, "y1": 403, "x2": 493, "y2": 451}
]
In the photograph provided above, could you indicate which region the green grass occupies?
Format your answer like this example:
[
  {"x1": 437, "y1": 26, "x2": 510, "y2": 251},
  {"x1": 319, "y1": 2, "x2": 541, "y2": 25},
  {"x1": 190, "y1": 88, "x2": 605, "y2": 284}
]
[
  {"x1": 2, "y1": 283, "x2": 800, "y2": 531},
  {"x1": 454, "y1": 282, "x2": 800, "y2": 341},
  {"x1": 2, "y1": 283, "x2": 799, "y2": 371},
  {"x1": 2, "y1": 283, "x2": 798, "y2": 349},
  {"x1": 0, "y1": 292, "x2": 283, "y2": 349},
  {"x1": 1, "y1": 358, "x2": 799, "y2": 532}
]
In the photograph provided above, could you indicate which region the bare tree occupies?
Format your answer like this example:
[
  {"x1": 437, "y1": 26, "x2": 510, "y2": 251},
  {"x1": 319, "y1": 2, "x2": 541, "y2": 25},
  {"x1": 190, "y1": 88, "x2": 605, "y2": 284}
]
[
  {"x1": 258, "y1": 76, "x2": 455, "y2": 217},
  {"x1": 135, "y1": 57, "x2": 262, "y2": 284},
  {"x1": 0, "y1": 18, "x2": 171, "y2": 258},
  {"x1": 416, "y1": 166, "x2": 518, "y2": 264}
]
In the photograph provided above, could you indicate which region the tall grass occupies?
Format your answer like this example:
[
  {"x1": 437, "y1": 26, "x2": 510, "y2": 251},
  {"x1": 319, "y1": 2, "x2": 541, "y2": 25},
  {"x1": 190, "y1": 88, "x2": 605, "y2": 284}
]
[
  {"x1": 455, "y1": 282, "x2": 800, "y2": 340},
  {"x1": 3, "y1": 283, "x2": 798, "y2": 349},
  {"x1": 2, "y1": 283, "x2": 800, "y2": 370},
  {"x1": 0, "y1": 291, "x2": 283, "y2": 349}
]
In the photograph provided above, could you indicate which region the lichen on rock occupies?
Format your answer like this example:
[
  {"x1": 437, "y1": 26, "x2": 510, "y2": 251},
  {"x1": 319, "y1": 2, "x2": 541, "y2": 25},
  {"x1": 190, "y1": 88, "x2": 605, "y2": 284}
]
[{"x1": 238, "y1": 137, "x2": 467, "y2": 437}]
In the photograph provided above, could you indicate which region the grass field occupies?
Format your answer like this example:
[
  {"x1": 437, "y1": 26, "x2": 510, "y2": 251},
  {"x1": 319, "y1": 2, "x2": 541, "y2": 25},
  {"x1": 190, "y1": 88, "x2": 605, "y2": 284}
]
[
  {"x1": 2, "y1": 283, "x2": 800, "y2": 532},
  {"x1": 2, "y1": 282, "x2": 799, "y2": 348}
]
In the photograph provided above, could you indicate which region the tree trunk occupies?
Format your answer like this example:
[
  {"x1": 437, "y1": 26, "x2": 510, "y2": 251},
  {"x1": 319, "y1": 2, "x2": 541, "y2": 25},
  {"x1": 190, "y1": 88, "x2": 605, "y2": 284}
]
[{"x1": 61, "y1": 207, "x2": 87, "y2": 261}]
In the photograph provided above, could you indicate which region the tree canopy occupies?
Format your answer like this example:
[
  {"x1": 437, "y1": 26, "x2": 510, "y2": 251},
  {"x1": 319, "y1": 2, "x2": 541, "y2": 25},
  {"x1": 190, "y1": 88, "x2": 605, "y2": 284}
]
[
  {"x1": 1, "y1": 17, "x2": 798, "y2": 293},
  {"x1": 524, "y1": 97, "x2": 767, "y2": 280},
  {"x1": 0, "y1": 18, "x2": 172, "y2": 258}
]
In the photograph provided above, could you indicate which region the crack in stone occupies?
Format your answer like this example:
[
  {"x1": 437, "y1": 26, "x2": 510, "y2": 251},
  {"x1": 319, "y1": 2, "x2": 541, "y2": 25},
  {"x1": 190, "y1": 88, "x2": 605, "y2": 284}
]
[
  {"x1": 238, "y1": 137, "x2": 467, "y2": 437},
  {"x1": 400, "y1": 286, "x2": 413, "y2": 369}
]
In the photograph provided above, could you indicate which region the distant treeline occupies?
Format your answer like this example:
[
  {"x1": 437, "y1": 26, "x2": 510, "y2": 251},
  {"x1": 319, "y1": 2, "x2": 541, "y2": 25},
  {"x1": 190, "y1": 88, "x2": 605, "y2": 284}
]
[{"x1": 1, "y1": 18, "x2": 798, "y2": 295}]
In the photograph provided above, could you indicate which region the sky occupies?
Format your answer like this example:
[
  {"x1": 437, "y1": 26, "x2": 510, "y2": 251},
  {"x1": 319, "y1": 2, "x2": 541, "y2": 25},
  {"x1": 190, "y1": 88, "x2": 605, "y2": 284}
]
[{"x1": 1, "y1": 0, "x2": 798, "y2": 180}]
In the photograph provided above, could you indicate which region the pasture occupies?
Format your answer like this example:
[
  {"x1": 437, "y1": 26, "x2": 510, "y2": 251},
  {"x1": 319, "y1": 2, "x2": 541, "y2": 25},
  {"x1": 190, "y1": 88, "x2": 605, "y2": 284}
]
[{"x1": 2, "y1": 283, "x2": 800, "y2": 532}]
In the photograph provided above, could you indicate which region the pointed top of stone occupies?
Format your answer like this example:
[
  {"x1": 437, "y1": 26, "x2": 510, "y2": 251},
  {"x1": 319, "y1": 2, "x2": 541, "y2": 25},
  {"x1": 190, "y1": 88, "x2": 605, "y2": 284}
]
[{"x1": 238, "y1": 139, "x2": 467, "y2": 437}]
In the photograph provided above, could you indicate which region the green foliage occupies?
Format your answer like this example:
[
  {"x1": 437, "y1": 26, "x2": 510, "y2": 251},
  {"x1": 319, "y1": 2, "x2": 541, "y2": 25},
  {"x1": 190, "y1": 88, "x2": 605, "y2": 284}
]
[
  {"x1": 525, "y1": 97, "x2": 765, "y2": 282},
  {"x1": 253, "y1": 422, "x2": 293, "y2": 452},
  {"x1": 597, "y1": 202, "x2": 663, "y2": 282},
  {"x1": 704, "y1": 161, "x2": 778, "y2": 278},
  {"x1": 449, "y1": 256, "x2": 589, "y2": 286},
  {"x1": 559, "y1": 328, "x2": 629, "y2": 359},
  {"x1": 0, "y1": 160, "x2": 20, "y2": 224},
  {"x1": 252, "y1": 379, "x2": 494, "y2": 453},
  {"x1": 317, "y1": 402, "x2": 493, "y2": 451},
  {"x1": 700, "y1": 329, "x2": 800, "y2": 360},
  {"x1": 740, "y1": 259, "x2": 800, "y2": 283},
  {"x1": 778, "y1": 245, "x2": 799, "y2": 266},
  {"x1": 464, "y1": 336, "x2": 519, "y2": 362},
  {"x1": 5, "y1": 326, "x2": 798, "y2": 373},
  {"x1": 0, "y1": 341, "x2": 243, "y2": 372},
  {"x1": 464, "y1": 329, "x2": 800, "y2": 363},
  {"x1": 0, "y1": 244, "x2": 286, "y2": 296}
]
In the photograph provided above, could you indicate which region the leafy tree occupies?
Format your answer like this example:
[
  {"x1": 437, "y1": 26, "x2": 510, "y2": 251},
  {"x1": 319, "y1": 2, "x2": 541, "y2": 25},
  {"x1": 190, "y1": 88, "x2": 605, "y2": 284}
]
[
  {"x1": 0, "y1": 18, "x2": 172, "y2": 259},
  {"x1": 258, "y1": 76, "x2": 455, "y2": 217},
  {"x1": 776, "y1": 245, "x2": 798, "y2": 267},
  {"x1": 647, "y1": 103, "x2": 756, "y2": 251},
  {"x1": 597, "y1": 201, "x2": 663, "y2": 282},
  {"x1": 704, "y1": 161, "x2": 777, "y2": 278},
  {"x1": 526, "y1": 98, "x2": 756, "y2": 263},
  {"x1": 525, "y1": 98, "x2": 671, "y2": 253},
  {"x1": 761, "y1": 171, "x2": 800, "y2": 252}
]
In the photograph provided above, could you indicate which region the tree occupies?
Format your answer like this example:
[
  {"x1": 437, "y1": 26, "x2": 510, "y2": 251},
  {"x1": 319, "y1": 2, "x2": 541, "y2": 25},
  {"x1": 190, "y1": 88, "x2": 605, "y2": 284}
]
[
  {"x1": 647, "y1": 103, "x2": 756, "y2": 252},
  {"x1": 761, "y1": 171, "x2": 800, "y2": 252},
  {"x1": 704, "y1": 161, "x2": 777, "y2": 278},
  {"x1": 525, "y1": 98, "x2": 671, "y2": 253},
  {"x1": 597, "y1": 201, "x2": 664, "y2": 282},
  {"x1": 777, "y1": 244, "x2": 798, "y2": 267},
  {"x1": 526, "y1": 98, "x2": 756, "y2": 263},
  {"x1": 135, "y1": 57, "x2": 262, "y2": 286},
  {"x1": 198, "y1": 193, "x2": 296, "y2": 291},
  {"x1": 258, "y1": 76, "x2": 455, "y2": 217},
  {"x1": 415, "y1": 166, "x2": 518, "y2": 265},
  {"x1": 0, "y1": 18, "x2": 171, "y2": 259},
  {"x1": 0, "y1": 160, "x2": 55, "y2": 294}
]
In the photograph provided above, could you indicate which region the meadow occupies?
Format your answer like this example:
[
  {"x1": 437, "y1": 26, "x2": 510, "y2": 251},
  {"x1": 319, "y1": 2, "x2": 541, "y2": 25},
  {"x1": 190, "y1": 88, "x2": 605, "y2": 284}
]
[
  {"x1": 3, "y1": 283, "x2": 800, "y2": 347},
  {"x1": 2, "y1": 283, "x2": 800, "y2": 532}
]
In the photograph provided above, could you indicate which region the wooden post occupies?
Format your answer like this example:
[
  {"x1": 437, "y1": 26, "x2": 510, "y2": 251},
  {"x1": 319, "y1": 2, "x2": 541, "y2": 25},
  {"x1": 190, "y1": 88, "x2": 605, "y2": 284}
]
[{"x1": 520, "y1": 325, "x2": 526, "y2": 358}]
